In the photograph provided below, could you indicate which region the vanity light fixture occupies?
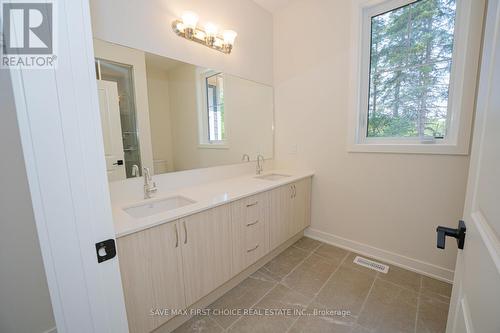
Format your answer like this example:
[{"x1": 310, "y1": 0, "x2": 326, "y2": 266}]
[{"x1": 172, "y1": 11, "x2": 237, "y2": 54}]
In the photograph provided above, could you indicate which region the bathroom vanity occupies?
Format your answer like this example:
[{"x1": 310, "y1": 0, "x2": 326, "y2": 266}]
[{"x1": 113, "y1": 171, "x2": 312, "y2": 333}]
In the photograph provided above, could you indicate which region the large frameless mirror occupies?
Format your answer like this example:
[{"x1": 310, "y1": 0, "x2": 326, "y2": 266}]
[{"x1": 93, "y1": 39, "x2": 274, "y2": 182}]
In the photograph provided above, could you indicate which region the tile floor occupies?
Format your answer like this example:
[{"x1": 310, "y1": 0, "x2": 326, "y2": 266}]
[{"x1": 173, "y1": 237, "x2": 452, "y2": 333}]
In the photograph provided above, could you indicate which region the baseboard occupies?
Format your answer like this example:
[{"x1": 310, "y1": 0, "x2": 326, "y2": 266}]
[{"x1": 305, "y1": 228, "x2": 454, "y2": 283}]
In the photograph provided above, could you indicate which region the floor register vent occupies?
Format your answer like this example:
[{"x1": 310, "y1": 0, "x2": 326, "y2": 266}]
[{"x1": 353, "y1": 256, "x2": 389, "y2": 274}]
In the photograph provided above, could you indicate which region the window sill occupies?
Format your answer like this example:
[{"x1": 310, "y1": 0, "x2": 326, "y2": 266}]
[
  {"x1": 197, "y1": 143, "x2": 229, "y2": 150},
  {"x1": 347, "y1": 143, "x2": 469, "y2": 155}
]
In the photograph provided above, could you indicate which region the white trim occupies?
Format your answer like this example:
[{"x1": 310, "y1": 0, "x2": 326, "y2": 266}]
[
  {"x1": 460, "y1": 296, "x2": 475, "y2": 333},
  {"x1": 197, "y1": 143, "x2": 230, "y2": 150},
  {"x1": 305, "y1": 227, "x2": 454, "y2": 282},
  {"x1": 43, "y1": 327, "x2": 57, "y2": 333},
  {"x1": 348, "y1": 142, "x2": 469, "y2": 155},
  {"x1": 348, "y1": 0, "x2": 483, "y2": 155}
]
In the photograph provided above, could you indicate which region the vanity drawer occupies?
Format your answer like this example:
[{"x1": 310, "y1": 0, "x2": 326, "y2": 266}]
[{"x1": 231, "y1": 192, "x2": 270, "y2": 273}]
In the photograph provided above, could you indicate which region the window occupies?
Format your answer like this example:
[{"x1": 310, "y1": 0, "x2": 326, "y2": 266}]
[
  {"x1": 350, "y1": 0, "x2": 483, "y2": 154},
  {"x1": 368, "y1": 0, "x2": 455, "y2": 139},
  {"x1": 206, "y1": 73, "x2": 225, "y2": 142},
  {"x1": 197, "y1": 70, "x2": 227, "y2": 148}
]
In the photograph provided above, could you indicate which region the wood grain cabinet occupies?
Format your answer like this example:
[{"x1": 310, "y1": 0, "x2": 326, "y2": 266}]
[
  {"x1": 117, "y1": 221, "x2": 185, "y2": 333},
  {"x1": 231, "y1": 192, "x2": 270, "y2": 274},
  {"x1": 179, "y1": 204, "x2": 233, "y2": 306},
  {"x1": 270, "y1": 178, "x2": 312, "y2": 249},
  {"x1": 269, "y1": 184, "x2": 292, "y2": 249},
  {"x1": 290, "y1": 177, "x2": 312, "y2": 236}
]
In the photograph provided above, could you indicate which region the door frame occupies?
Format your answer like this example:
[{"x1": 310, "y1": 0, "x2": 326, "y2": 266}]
[{"x1": 6, "y1": 0, "x2": 129, "y2": 332}]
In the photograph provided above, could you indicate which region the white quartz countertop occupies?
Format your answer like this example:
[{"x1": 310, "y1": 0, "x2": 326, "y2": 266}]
[{"x1": 113, "y1": 169, "x2": 314, "y2": 238}]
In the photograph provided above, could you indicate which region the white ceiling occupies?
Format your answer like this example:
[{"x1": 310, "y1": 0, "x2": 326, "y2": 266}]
[{"x1": 252, "y1": 0, "x2": 292, "y2": 13}]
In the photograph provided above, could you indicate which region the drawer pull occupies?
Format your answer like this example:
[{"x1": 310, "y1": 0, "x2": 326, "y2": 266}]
[
  {"x1": 183, "y1": 221, "x2": 188, "y2": 244},
  {"x1": 174, "y1": 224, "x2": 179, "y2": 248},
  {"x1": 246, "y1": 220, "x2": 259, "y2": 227},
  {"x1": 246, "y1": 201, "x2": 258, "y2": 207},
  {"x1": 247, "y1": 244, "x2": 259, "y2": 253}
]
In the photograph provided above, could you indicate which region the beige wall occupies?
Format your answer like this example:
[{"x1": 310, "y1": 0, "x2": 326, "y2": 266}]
[
  {"x1": 224, "y1": 75, "x2": 274, "y2": 161},
  {"x1": 273, "y1": 0, "x2": 470, "y2": 277},
  {"x1": 0, "y1": 72, "x2": 55, "y2": 332},
  {"x1": 90, "y1": 0, "x2": 273, "y2": 85},
  {"x1": 146, "y1": 64, "x2": 176, "y2": 173}
]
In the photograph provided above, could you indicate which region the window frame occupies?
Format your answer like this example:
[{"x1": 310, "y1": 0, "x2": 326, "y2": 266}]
[
  {"x1": 196, "y1": 69, "x2": 229, "y2": 149},
  {"x1": 349, "y1": 0, "x2": 482, "y2": 155}
]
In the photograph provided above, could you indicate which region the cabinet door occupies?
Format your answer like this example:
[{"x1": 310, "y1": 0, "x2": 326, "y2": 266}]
[
  {"x1": 180, "y1": 205, "x2": 233, "y2": 306},
  {"x1": 270, "y1": 184, "x2": 293, "y2": 249},
  {"x1": 231, "y1": 192, "x2": 270, "y2": 274},
  {"x1": 290, "y1": 177, "x2": 312, "y2": 236},
  {"x1": 117, "y1": 222, "x2": 185, "y2": 333}
]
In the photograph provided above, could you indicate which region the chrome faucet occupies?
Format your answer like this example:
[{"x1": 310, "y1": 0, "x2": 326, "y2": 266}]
[
  {"x1": 143, "y1": 167, "x2": 157, "y2": 199},
  {"x1": 256, "y1": 155, "x2": 264, "y2": 175},
  {"x1": 242, "y1": 154, "x2": 250, "y2": 162}
]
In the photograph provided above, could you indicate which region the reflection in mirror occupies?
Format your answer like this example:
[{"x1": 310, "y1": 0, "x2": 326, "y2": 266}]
[
  {"x1": 93, "y1": 39, "x2": 274, "y2": 182},
  {"x1": 96, "y1": 59, "x2": 142, "y2": 180}
]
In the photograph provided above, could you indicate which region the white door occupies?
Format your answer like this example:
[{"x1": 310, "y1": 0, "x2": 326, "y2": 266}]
[
  {"x1": 8, "y1": 0, "x2": 129, "y2": 331},
  {"x1": 97, "y1": 80, "x2": 126, "y2": 181},
  {"x1": 446, "y1": 0, "x2": 500, "y2": 332}
]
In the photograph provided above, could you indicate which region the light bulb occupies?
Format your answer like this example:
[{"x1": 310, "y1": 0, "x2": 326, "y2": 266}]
[
  {"x1": 204, "y1": 22, "x2": 218, "y2": 37},
  {"x1": 175, "y1": 22, "x2": 185, "y2": 32},
  {"x1": 222, "y1": 30, "x2": 237, "y2": 46},
  {"x1": 181, "y1": 11, "x2": 199, "y2": 30},
  {"x1": 203, "y1": 22, "x2": 218, "y2": 46}
]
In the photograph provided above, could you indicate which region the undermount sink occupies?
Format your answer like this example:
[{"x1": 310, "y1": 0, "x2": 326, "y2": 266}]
[
  {"x1": 124, "y1": 196, "x2": 196, "y2": 218},
  {"x1": 255, "y1": 173, "x2": 291, "y2": 181}
]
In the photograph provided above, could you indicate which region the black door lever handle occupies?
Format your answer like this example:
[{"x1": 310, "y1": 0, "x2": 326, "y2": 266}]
[{"x1": 436, "y1": 220, "x2": 466, "y2": 250}]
